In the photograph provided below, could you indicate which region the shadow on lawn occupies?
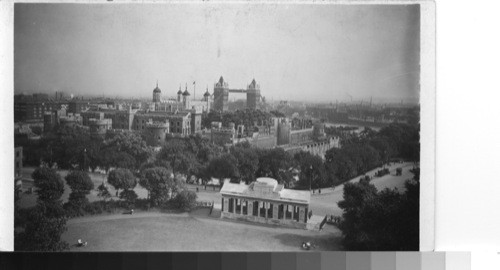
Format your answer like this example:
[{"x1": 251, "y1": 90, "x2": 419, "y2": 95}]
[{"x1": 273, "y1": 233, "x2": 343, "y2": 251}]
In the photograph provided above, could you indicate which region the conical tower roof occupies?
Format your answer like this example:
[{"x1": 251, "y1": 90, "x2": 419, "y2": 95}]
[
  {"x1": 182, "y1": 84, "x2": 190, "y2": 96},
  {"x1": 153, "y1": 81, "x2": 161, "y2": 93}
]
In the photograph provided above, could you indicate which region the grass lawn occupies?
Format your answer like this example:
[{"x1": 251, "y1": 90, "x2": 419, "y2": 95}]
[{"x1": 63, "y1": 209, "x2": 342, "y2": 251}]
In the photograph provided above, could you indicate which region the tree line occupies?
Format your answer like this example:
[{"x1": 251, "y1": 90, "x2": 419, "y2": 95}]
[{"x1": 17, "y1": 122, "x2": 419, "y2": 191}]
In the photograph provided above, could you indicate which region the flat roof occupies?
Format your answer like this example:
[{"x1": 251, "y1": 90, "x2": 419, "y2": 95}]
[{"x1": 220, "y1": 177, "x2": 310, "y2": 204}]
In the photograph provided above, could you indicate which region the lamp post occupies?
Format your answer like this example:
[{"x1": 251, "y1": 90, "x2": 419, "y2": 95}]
[{"x1": 309, "y1": 165, "x2": 313, "y2": 192}]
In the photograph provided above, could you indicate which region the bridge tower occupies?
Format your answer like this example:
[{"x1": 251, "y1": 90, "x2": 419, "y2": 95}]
[
  {"x1": 246, "y1": 78, "x2": 261, "y2": 110},
  {"x1": 213, "y1": 76, "x2": 229, "y2": 112}
]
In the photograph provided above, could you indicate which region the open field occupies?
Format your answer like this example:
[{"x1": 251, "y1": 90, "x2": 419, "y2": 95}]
[{"x1": 62, "y1": 209, "x2": 342, "y2": 251}]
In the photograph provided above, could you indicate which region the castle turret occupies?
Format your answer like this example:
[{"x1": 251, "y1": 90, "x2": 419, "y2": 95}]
[
  {"x1": 182, "y1": 83, "x2": 191, "y2": 110},
  {"x1": 153, "y1": 81, "x2": 161, "y2": 103},
  {"x1": 177, "y1": 85, "x2": 183, "y2": 102},
  {"x1": 203, "y1": 86, "x2": 211, "y2": 112}
]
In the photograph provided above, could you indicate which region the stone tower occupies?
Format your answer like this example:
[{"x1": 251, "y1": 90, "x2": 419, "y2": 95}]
[
  {"x1": 213, "y1": 76, "x2": 229, "y2": 112},
  {"x1": 153, "y1": 81, "x2": 161, "y2": 103},
  {"x1": 203, "y1": 86, "x2": 211, "y2": 111},
  {"x1": 246, "y1": 78, "x2": 261, "y2": 110},
  {"x1": 177, "y1": 85, "x2": 182, "y2": 102},
  {"x1": 182, "y1": 83, "x2": 191, "y2": 110}
]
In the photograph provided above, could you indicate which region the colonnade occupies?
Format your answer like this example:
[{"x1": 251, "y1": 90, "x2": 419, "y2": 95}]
[{"x1": 222, "y1": 197, "x2": 308, "y2": 223}]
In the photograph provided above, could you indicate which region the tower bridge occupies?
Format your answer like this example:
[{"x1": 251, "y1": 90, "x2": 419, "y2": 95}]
[{"x1": 213, "y1": 76, "x2": 262, "y2": 112}]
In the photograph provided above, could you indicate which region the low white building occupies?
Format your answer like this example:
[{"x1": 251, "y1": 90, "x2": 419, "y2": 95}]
[{"x1": 220, "y1": 177, "x2": 311, "y2": 229}]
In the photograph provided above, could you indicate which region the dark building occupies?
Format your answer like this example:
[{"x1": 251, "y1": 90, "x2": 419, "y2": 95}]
[
  {"x1": 246, "y1": 79, "x2": 261, "y2": 110},
  {"x1": 14, "y1": 94, "x2": 65, "y2": 122},
  {"x1": 68, "y1": 100, "x2": 90, "y2": 114},
  {"x1": 213, "y1": 76, "x2": 229, "y2": 112}
]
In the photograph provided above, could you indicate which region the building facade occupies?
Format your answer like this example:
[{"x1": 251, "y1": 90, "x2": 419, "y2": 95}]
[{"x1": 220, "y1": 178, "x2": 311, "y2": 229}]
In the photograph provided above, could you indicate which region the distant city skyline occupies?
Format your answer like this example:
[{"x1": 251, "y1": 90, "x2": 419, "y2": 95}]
[{"x1": 14, "y1": 4, "x2": 420, "y2": 103}]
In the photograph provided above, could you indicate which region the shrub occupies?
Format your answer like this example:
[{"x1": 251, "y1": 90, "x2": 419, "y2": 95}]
[
  {"x1": 171, "y1": 190, "x2": 197, "y2": 211},
  {"x1": 119, "y1": 189, "x2": 138, "y2": 208}
]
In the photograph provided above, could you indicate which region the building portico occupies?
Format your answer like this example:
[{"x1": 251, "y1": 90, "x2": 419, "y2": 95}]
[{"x1": 220, "y1": 178, "x2": 310, "y2": 229}]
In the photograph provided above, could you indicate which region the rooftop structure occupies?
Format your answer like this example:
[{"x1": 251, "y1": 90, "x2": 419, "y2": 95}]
[{"x1": 220, "y1": 177, "x2": 311, "y2": 229}]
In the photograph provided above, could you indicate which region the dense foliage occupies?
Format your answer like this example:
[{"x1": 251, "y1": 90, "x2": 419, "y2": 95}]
[
  {"x1": 16, "y1": 167, "x2": 69, "y2": 251},
  {"x1": 64, "y1": 170, "x2": 94, "y2": 216},
  {"x1": 32, "y1": 167, "x2": 65, "y2": 204},
  {"x1": 337, "y1": 168, "x2": 420, "y2": 250},
  {"x1": 171, "y1": 190, "x2": 198, "y2": 211},
  {"x1": 139, "y1": 167, "x2": 179, "y2": 207}
]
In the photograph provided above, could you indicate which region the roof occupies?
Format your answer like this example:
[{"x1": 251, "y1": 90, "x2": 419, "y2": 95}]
[
  {"x1": 220, "y1": 177, "x2": 310, "y2": 204},
  {"x1": 204, "y1": 90, "x2": 211, "y2": 97},
  {"x1": 182, "y1": 90, "x2": 191, "y2": 96},
  {"x1": 177, "y1": 86, "x2": 183, "y2": 95}
]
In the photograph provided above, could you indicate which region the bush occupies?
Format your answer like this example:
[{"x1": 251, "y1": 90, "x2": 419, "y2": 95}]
[
  {"x1": 119, "y1": 189, "x2": 138, "y2": 208},
  {"x1": 171, "y1": 190, "x2": 197, "y2": 211}
]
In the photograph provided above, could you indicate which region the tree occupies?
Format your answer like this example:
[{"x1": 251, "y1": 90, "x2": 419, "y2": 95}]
[
  {"x1": 336, "y1": 168, "x2": 420, "y2": 251},
  {"x1": 15, "y1": 205, "x2": 69, "y2": 251},
  {"x1": 256, "y1": 148, "x2": 294, "y2": 185},
  {"x1": 206, "y1": 154, "x2": 240, "y2": 182},
  {"x1": 97, "y1": 183, "x2": 112, "y2": 201},
  {"x1": 64, "y1": 170, "x2": 94, "y2": 215},
  {"x1": 171, "y1": 190, "x2": 198, "y2": 211},
  {"x1": 98, "y1": 148, "x2": 136, "y2": 173},
  {"x1": 159, "y1": 139, "x2": 189, "y2": 175},
  {"x1": 103, "y1": 132, "x2": 151, "y2": 169},
  {"x1": 139, "y1": 167, "x2": 179, "y2": 207},
  {"x1": 294, "y1": 151, "x2": 327, "y2": 189},
  {"x1": 32, "y1": 167, "x2": 65, "y2": 204},
  {"x1": 231, "y1": 146, "x2": 259, "y2": 184},
  {"x1": 65, "y1": 170, "x2": 94, "y2": 202},
  {"x1": 119, "y1": 190, "x2": 138, "y2": 207},
  {"x1": 15, "y1": 173, "x2": 69, "y2": 251},
  {"x1": 108, "y1": 168, "x2": 137, "y2": 192}
]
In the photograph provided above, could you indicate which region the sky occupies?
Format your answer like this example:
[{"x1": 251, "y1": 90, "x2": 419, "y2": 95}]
[{"x1": 14, "y1": 3, "x2": 420, "y2": 103}]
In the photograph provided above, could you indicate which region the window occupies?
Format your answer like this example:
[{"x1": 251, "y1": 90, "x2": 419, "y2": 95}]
[
  {"x1": 242, "y1": 200, "x2": 248, "y2": 215},
  {"x1": 259, "y1": 201, "x2": 266, "y2": 217},
  {"x1": 228, "y1": 198, "x2": 234, "y2": 213},
  {"x1": 253, "y1": 201, "x2": 258, "y2": 216},
  {"x1": 285, "y1": 205, "x2": 292, "y2": 219},
  {"x1": 235, "y1": 198, "x2": 241, "y2": 213}
]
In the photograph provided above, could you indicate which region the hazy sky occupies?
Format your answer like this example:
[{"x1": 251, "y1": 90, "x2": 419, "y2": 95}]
[{"x1": 14, "y1": 3, "x2": 420, "y2": 103}]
